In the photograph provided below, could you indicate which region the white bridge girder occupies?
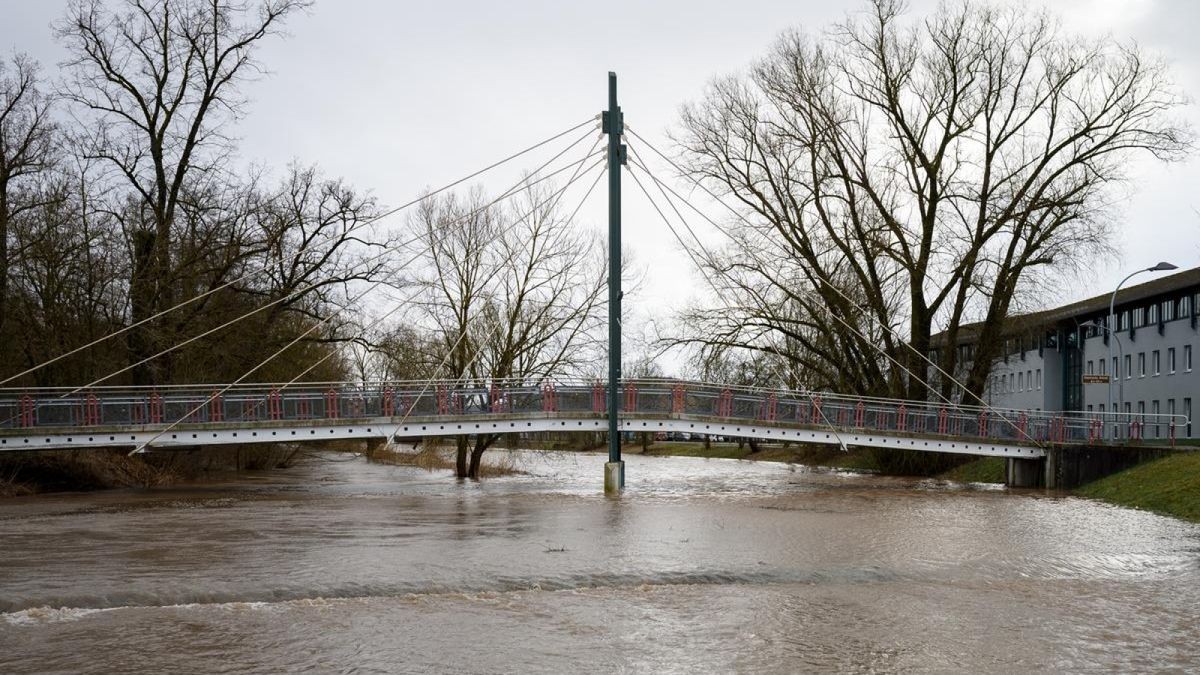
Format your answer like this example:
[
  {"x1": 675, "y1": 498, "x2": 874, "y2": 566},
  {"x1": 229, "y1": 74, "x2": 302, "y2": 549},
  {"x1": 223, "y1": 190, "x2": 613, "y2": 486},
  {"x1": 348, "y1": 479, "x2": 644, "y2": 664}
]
[{"x1": 0, "y1": 413, "x2": 1046, "y2": 458}]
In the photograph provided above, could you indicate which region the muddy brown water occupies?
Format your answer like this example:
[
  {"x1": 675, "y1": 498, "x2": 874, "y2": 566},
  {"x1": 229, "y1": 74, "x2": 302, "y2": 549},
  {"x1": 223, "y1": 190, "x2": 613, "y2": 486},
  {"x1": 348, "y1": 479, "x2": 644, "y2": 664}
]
[{"x1": 1, "y1": 450, "x2": 1199, "y2": 673}]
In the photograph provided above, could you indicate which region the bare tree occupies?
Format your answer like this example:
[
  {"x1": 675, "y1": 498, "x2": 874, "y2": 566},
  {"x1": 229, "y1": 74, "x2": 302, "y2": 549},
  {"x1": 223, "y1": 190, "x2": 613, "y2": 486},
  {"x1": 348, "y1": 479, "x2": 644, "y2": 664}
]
[
  {"x1": 56, "y1": 0, "x2": 311, "y2": 384},
  {"x1": 0, "y1": 54, "x2": 56, "y2": 340},
  {"x1": 399, "y1": 180, "x2": 606, "y2": 479},
  {"x1": 674, "y1": 0, "x2": 1192, "y2": 400}
]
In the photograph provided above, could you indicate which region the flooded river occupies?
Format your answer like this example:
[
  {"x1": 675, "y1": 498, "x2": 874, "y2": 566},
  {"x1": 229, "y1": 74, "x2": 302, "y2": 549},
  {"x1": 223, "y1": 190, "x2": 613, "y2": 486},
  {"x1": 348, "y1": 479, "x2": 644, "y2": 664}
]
[{"x1": 2, "y1": 450, "x2": 1199, "y2": 673}]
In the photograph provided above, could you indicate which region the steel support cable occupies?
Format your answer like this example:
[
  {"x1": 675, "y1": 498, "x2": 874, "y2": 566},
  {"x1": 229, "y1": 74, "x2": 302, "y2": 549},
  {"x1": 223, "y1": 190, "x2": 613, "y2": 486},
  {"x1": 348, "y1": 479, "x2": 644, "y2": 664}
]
[
  {"x1": 53, "y1": 147, "x2": 605, "y2": 396},
  {"x1": 132, "y1": 161, "x2": 605, "y2": 452},
  {"x1": 626, "y1": 147, "x2": 1039, "y2": 449},
  {"x1": 0, "y1": 149, "x2": 605, "y2": 430},
  {"x1": 262, "y1": 159, "x2": 607, "y2": 448},
  {"x1": 380, "y1": 155, "x2": 609, "y2": 449},
  {"x1": 626, "y1": 161, "x2": 849, "y2": 450},
  {"x1": 626, "y1": 130, "x2": 1043, "y2": 448},
  {"x1": 0, "y1": 117, "x2": 599, "y2": 388}
]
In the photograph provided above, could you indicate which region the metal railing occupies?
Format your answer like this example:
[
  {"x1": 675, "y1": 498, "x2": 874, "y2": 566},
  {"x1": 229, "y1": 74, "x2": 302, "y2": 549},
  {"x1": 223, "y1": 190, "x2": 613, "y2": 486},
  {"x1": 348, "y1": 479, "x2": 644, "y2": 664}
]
[{"x1": 0, "y1": 378, "x2": 1188, "y2": 446}]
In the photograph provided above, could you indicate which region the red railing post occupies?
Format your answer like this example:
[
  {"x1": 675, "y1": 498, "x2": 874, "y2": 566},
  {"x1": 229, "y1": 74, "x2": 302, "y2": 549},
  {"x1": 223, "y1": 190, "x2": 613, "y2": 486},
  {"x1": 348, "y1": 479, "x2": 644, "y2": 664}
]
[
  {"x1": 1017, "y1": 413, "x2": 1028, "y2": 440},
  {"x1": 717, "y1": 389, "x2": 733, "y2": 418},
  {"x1": 897, "y1": 404, "x2": 907, "y2": 432},
  {"x1": 489, "y1": 384, "x2": 501, "y2": 414},
  {"x1": 436, "y1": 384, "x2": 449, "y2": 415},
  {"x1": 268, "y1": 388, "x2": 283, "y2": 420},
  {"x1": 672, "y1": 384, "x2": 686, "y2": 414},
  {"x1": 978, "y1": 411, "x2": 989, "y2": 438},
  {"x1": 854, "y1": 402, "x2": 865, "y2": 428},
  {"x1": 592, "y1": 382, "x2": 605, "y2": 413},
  {"x1": 765, "y1": 393, "x2": 777, "y2": 422},
  {"x1": 210, "y1": 390, "x2": 224, "y2": 422},
  {"x1": 325, "y1": 388, "x2": 339, "y2": 419},
  {"x1": 382, "y1": 387, "x2": 396, "y2": 417},
  {"x1": 543, "y1": 383, "x2": 558, "y2": 413},
  {"x1": 937, "y1": 407, "x2": 948, "y2": 434},
  {"x1": 80, "y1": 393, "x2": 100, "y2": 426},
  {"x1": 811, "y1": 396, "x2": 822, "y2": 425},
  {"x1": 18, "y1": 394, "x2": 34, "y2": 428},
  {"x1": 623, "y1": 383, "x2": 638, "y2": 412}
]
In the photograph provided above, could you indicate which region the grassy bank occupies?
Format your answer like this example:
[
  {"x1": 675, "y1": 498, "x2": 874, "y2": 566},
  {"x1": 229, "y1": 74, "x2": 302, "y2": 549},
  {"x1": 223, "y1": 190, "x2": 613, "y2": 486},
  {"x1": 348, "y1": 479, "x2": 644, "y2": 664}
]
[{"x1": 1076, "y1": 452, "x2": 1200, "y2": 523}]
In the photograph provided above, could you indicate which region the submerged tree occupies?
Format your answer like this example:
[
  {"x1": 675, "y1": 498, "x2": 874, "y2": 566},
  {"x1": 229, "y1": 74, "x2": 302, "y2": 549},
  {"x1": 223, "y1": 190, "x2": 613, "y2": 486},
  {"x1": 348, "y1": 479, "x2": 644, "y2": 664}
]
[
  {"x1": 673, "y1": 0, "x2": 1192, "y2": 400},
  {"x1": 399, "y1": 180, "x2": 606, "y2": 479}
]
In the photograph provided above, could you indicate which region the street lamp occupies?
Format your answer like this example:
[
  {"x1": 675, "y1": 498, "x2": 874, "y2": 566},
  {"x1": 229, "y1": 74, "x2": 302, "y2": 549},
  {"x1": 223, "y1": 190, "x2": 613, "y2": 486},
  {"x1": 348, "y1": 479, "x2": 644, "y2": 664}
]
[{"x1": 1107, "y1": 262, "x2": 1178, "y2": 438}]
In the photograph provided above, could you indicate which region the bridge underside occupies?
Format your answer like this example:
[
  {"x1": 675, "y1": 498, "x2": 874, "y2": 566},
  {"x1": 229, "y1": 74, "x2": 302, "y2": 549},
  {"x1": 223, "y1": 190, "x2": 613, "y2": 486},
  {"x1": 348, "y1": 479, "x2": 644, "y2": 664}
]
[{"x1": 0, "y1": 412, "x2": 1046, "y2": 459}]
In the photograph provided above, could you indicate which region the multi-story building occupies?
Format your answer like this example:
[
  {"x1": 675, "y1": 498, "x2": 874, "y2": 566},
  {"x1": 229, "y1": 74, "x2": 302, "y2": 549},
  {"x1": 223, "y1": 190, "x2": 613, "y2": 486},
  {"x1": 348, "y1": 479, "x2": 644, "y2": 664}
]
[{"x1": 930, "y1": 267, "x2": 1199, "y2": 439}]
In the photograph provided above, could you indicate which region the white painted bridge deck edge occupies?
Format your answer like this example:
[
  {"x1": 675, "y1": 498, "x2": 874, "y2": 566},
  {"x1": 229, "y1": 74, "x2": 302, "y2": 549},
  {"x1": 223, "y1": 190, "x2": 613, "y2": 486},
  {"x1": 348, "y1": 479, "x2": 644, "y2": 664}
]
[{"x1": 0, "y1": 412, "x2": 1048, "y2": 458}]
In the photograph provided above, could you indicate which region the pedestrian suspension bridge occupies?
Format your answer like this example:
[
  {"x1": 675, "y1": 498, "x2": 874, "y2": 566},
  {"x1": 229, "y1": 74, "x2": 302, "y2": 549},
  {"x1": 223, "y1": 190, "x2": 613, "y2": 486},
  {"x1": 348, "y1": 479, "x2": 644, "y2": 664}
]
[{"x1": 0, "y1": 73, "x2": 1186, "y2": 491}]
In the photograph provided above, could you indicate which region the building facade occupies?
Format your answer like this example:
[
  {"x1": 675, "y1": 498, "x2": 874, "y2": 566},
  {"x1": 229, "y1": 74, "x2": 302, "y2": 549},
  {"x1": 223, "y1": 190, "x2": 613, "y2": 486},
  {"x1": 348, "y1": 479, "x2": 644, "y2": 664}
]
[{"x1": 933, "y1": 267, "x2": 1199, "y2": 440}]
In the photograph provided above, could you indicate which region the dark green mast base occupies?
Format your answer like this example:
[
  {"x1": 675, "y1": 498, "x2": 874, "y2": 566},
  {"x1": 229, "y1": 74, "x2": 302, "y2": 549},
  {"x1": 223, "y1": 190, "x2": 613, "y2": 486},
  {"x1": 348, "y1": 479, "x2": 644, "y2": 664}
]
[{"x1": 603, "y1": 71, "x2": 626, "y2": 493}]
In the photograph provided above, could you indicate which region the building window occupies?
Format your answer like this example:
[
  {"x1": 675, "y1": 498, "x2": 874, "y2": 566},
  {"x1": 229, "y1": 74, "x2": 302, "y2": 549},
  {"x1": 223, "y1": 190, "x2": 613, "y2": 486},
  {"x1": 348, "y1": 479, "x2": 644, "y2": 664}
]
[
  {"x1": 1120, "y1": 311, "x2": 1130, "y2": 331},
  {"x1": 1186, "y1": 345, "x2": 1193, "y2": 372},
  {"x1": 1087, "y1": 360, "x2": 1094, "y2": 375},
  {"x1": 1099, "y1": 359, "x2": 1106, "y2": 376},
  {"x1": 1168, "y1": 348, "x2": 1176, "y2": 374},
  {"x1": 1098, "y1": 403, "x2": 1105, "y2": 414},
  {"x1": 1149, "y1": 304, "x2": 1158, "y2": 324},
  {"x1": 1182, "y1": 295, "x2": 1193, "y2": 318},
  {"x1": 1152, "y1": 400, "x2": 1160, "y2": 438},
  {"x1": 1138, "y1": 352, "x2": 1145, "y2": 378},
  {"x1": 1152, "y1": 350, "x2": 1160, "y2": 376},
  {"x1": 1133, "y1": 307, "x2": 1146, "y2": 328},
  {"x1": 1138, "y1": 401, "x2": 1145, "y2": 426},
  {"x1": 1087, "y1": 404, "x2": 1094, "y2": 413},
  {"x1": 1018, "y1": 372, "x2": 1024, "y2": 391},
  {"x1": 1114, "y1": 356, "x2": 1120, "y2": 379},
  {"x1": 1164, "y1": 300, "x2": 1175, "y2": 322},
  {"x1": 1036, "y1": 369, "x2": 1042, "y2": 390},
  {"x1": 1009, "y1": 373, "x2": 1015, "y2": 392}
]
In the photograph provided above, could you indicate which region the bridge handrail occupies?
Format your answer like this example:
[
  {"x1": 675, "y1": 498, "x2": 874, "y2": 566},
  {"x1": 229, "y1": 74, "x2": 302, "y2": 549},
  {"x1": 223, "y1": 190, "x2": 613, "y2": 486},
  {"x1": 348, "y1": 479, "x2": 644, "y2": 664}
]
[{"x1": 0, "y1": 372, "x2": 1185, "y2": 425}]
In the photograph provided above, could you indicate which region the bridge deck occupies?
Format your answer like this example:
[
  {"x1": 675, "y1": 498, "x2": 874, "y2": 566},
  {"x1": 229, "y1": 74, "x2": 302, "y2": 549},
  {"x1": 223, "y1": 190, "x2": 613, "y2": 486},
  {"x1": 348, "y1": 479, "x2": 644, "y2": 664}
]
[{"x1": 0, "y1": 379, "x2": 1181, "y2": 456}]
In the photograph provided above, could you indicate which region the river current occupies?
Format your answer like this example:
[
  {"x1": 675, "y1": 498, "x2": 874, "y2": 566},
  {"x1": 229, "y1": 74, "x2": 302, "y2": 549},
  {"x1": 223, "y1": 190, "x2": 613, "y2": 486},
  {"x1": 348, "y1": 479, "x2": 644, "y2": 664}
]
[{"x1": 2, "y1": 449, "x2": 1199, "y2": 673}]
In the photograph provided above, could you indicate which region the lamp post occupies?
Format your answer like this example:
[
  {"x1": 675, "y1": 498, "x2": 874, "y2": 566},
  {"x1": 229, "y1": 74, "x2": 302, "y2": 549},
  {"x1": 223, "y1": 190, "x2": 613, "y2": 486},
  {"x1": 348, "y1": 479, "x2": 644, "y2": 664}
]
[
  {"x1": 1107, "y1": 262, "x2": 1178, "y2": 439},
  {"x1": 1089, "y1": 320, "x2": 1124, "y2": 439}
]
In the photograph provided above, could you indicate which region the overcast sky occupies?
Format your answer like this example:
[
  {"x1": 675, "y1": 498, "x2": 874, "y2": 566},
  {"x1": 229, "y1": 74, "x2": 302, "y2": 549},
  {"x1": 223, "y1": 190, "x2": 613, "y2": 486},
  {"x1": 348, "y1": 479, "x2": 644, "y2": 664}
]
[{"x1": 2, "y1": 0, "x2": 1198, "y2": 368}]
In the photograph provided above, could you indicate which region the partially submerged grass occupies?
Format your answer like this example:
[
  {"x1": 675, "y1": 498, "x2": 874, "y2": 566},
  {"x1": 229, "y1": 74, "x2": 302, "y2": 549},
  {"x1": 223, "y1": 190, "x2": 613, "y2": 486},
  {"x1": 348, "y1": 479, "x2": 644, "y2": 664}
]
[
  {"x1": 1077, "y1": 452, "x2": 1200, "y2": 523},
  {"x1": 936, "y1": 457, "x2": 1006, "y2": 484},
  {"x1": 367, "y1": 440, "x2": 526, "y2": 477}
]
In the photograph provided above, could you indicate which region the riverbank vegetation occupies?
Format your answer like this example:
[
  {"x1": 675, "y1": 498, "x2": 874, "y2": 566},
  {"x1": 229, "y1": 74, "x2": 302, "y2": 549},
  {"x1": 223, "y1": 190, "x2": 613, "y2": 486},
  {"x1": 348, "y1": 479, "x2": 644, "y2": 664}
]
[
  {"x1": 0, "y1": 445, "x2": 302, "y2": 497},
  {"x1": 1076, "y1": 453, "x2": 1200, "y2": 523}
]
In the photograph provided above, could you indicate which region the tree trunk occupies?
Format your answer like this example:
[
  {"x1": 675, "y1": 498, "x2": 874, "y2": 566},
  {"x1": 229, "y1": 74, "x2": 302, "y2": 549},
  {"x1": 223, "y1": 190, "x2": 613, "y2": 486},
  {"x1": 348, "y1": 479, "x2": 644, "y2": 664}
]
[
  {"x1": 128, "y1": 228, "x2": 158, "y2": 386},
  {"x1": 748, "y1": 438, "x2": 760, "y2": 453},
  {"x1": 455, "y1": 435, "x2": 469, "y2": 478},
  {"x1": 0, "y1": 188, "x2": 9, "y2": 344},
  {"x1": 466, "y1": 435, "x2": 498, "y2": 480}
]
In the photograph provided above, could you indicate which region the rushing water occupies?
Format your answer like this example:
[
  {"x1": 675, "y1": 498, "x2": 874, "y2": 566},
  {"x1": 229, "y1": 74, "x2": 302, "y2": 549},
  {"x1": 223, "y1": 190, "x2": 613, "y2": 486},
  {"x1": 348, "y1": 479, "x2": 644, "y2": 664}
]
[{"x1": 2, "y1": 449, "x2": 1199, "y2": 673}]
